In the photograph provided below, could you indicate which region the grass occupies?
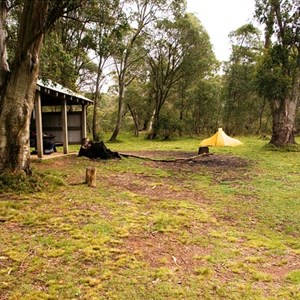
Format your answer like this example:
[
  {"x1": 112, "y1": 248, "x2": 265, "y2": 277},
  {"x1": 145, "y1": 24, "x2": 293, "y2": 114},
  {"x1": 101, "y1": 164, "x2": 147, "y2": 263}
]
[{"x1": 1, "y1": 134, "x2": 300, "y2": 299}]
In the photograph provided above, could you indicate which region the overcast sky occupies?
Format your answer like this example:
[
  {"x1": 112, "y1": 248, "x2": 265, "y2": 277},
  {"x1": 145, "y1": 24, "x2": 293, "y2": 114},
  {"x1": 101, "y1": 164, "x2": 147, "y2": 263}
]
[{"x1": 186, "y1": 0, "x2": 256, "y2": 61}]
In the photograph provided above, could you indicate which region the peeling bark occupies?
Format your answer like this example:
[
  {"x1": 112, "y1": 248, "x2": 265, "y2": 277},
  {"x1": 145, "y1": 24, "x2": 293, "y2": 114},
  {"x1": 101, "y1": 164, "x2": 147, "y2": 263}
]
[
  {"x1": 0, "y1": 0, "x2": 9, "y2": 91},
  {"x1": 0, "y1": 39, "x2": 43, "y2": 173},
  {"x1": 0, "y1": 0, "x2": 46, "y2": 173},
  {"x1": 269, "y1": 72, "x2": 300, "y2": 146},
  {"x1": 0, "y1": 0, "x2": 85, "y2": 173}
]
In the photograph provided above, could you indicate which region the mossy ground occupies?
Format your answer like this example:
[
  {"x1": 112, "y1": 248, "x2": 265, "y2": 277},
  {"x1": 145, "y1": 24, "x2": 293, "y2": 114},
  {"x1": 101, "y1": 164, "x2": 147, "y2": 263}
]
[{"x1": 1, "y1": 135, "x2": 300, "y2": 299}]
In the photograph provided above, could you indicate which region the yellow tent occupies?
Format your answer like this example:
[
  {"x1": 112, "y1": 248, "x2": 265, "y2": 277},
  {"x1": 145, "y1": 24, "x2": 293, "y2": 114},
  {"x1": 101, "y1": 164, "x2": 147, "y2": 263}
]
[{"x1": 200, "y1": 128, "x2": 242, "y2": 147}]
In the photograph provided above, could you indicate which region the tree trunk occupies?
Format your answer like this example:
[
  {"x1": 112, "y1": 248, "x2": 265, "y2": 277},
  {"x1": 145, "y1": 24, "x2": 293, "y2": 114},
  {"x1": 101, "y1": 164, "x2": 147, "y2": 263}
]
[
  {"x1": 127, "y1": 104, "x2": 139, "y2": 137},
  {"x1": 92, "y1": 96, "x2": 100, "y2": 142},
  {"x1": 147, "y1": 108, "x2": 156, "y2": 132},
  {"x1": 0, "y1": 1, "x2": 46, "y2": 173},
  {"x1": 92, "y1": 59, "x2": 103, "y2": 142},
  {"x1": 0, "y1": 0, "x2": 9, "y2": 87},
  {"x1": 257, "y1": 98, "x2": 267, "y2": 134},
  {"x1": 0, "y1": 48, "x2": 43, "y2": 173},
  {"x1": 109, "y1": 81, "x2": 125, "y2": 142},
  {"x1": 147, "y1": 108, "x2": 160, "y2": 140},
  {"x1": 269, "y1": 74, "x2": 299, "y2": 146}
]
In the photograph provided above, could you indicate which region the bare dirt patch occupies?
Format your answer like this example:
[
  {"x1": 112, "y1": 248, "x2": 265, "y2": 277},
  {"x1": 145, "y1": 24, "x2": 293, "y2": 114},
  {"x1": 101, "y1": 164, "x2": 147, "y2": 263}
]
[
  {"x1": 125, "y1": 232, "x2": 212, "y2": 275},
  {"x1": 120, "y1": 150, "x2": 250, "y2": 167},
  {"x1": 2, "y1": 150, "x2": 299, "y2": 299},
  {"x1": 32, "y1": 151, "x2": 252, "y2": 210},
  {"x1": 120, "y1": 151, "x2": 252, "y2": 189}
]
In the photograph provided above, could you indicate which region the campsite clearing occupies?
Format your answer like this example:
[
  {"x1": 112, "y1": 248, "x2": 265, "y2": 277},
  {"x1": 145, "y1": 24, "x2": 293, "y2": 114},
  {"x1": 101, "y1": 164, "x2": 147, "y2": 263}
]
[{"x1": 1, "y1": 136, "x2": 300, "y2": 299}]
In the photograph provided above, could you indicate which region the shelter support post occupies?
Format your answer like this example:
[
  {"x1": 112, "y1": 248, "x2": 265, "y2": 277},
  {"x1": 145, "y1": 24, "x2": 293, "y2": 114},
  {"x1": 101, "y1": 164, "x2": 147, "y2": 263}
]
[
  {"x1": 62, "y1": 99, "x2": 69, "y2": 154},
  {"x1": 82, "y1": 104, "x2": 87, "y2": 139},
  {"x1": 34, "y1": 91, "x2": 43, "y2": 158}
]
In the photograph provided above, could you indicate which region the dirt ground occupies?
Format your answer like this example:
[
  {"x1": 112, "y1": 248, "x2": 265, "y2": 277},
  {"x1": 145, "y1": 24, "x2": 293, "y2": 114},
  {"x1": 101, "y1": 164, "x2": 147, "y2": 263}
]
[
  {"x1": 28, "y1": 151, "x2": 300, "y2": 294},
  {"x1": 33, "y1": 151, "x2": 253, "y2": 275}
]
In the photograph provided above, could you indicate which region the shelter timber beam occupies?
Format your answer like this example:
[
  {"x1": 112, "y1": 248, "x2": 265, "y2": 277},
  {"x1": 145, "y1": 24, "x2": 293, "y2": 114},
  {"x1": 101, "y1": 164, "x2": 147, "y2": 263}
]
[
  {"x1": 61, "y1": 99, "x2": 69, "y2": 154},
  {"x1": 34, "y1": 91, "x2": 43, "y2": 158},
  {"x1": 81, "y1": 104, "x2": 87, "y2": 139}
]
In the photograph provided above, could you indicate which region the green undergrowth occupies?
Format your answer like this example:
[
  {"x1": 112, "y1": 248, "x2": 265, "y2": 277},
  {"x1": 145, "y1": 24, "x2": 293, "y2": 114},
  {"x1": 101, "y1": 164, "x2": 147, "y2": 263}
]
[
  {"x1": 0, "y1": 171, "x2": 65, "y2": 195},
  {"x1": 1, "y1": 134, "x2": 300, "y2": 299},
  {"x1": 264, "y1": 143, "x2": 300, "y2": 152}
]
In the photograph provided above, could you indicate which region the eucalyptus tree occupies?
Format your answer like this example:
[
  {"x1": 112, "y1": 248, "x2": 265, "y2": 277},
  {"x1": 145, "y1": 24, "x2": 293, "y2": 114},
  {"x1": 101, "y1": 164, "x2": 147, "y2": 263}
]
[
  {"x1": 125, "y1": 76, "x2": 151, "y2": 136},
  {"x1": 0, "y1": 0, "x2": 85, "y2": 173},
  {"x1": 88, "y1": 0, "x2": 127, "y2": 141},
  {"x1": 186, "y1": 76, "x2": 222, "y2": 136},
  {"x1": 222, "y1": 24, "x2": 268, "y2": 135},
  {"x1": 255, "y1": 0, "x2": 300, "y2": 146},
  {"x1": 146, "y1": 13, "x2": 215, "y2": 139},
  {"x1": 39, "y1": 32, "x2": 82, "y2": 91},
  {"x1": 39, "y1": 2, "x2": 98, "y2": 91},
  {"x1": 120, "y1": 43, "x2": 153, "y2": 136},
  {"x1": 173, "y1": 14, "x2": 217, "y2": 136},
  {"x1": 109, "y1": 0, "x2": 184, "y2": 142},
  {"x1": 39, "y1": 1, "x2": 125, "y2": 141}
]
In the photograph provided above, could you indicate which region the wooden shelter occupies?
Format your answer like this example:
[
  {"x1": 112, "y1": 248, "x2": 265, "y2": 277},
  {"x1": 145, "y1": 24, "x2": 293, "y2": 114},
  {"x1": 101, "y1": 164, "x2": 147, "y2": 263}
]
[{"x1": 31, "y1": 79, "x2": 93, "y2": 158}]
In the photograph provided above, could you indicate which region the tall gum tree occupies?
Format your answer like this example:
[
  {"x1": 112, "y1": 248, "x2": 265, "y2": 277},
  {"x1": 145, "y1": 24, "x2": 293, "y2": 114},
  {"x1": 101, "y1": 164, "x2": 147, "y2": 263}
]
[
  {"x1": 109, "y1": 0, "x2": 159, "y2": 142},
  {"x1": 146, "y1": 13, "x2": 215, "y2": 139},
  {"x1": 89, "y1": 0, "x2": 126, "y2": 141},
  {"x1": 0, "y1": 0, "x2": 84, "y2": 173},
  {"x1": 255, "y1": 0, "x2": 300, "y2": 146},
  {"x1": 109, "y1": 0, "x2": 185, "y2": 142},
  {"x1": 223, "y1": 24, "x2": 268, "y2": 135}
]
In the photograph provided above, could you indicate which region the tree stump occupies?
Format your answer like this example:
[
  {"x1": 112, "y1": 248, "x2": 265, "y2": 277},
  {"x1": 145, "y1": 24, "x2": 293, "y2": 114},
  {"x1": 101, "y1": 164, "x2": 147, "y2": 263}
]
[
  {"x1": 198, "y1": 147, "x2": 209, "y2": 155},
  {"x1": 86, "y1": 167, "x2": 96, "y2": 187}
]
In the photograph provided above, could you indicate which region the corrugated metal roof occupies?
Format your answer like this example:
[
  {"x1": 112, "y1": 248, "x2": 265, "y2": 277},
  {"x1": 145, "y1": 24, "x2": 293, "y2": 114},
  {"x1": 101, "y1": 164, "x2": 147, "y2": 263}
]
[{"x1": 37, "y1": 79, "x2": 93, "y2": 103}]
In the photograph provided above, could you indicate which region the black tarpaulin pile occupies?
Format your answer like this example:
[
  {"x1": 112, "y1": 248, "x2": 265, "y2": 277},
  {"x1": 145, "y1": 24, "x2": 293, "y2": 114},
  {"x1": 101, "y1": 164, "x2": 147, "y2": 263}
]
[{"x1": 78, "y1": 139, "x2": 121, "y2": 160}]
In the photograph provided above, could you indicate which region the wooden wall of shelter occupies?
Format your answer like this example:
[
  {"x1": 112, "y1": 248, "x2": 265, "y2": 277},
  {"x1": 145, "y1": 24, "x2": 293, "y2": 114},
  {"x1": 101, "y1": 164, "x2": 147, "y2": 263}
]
[{"x1": 32, "y1": 80, "x2": 93, "y2": 158}]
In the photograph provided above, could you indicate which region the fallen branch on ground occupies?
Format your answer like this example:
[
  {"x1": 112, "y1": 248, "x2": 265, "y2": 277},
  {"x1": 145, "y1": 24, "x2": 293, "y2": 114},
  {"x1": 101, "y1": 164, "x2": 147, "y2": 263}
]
[{"x1": 118, "y1": 152, "x2": 213, "y2": 162}]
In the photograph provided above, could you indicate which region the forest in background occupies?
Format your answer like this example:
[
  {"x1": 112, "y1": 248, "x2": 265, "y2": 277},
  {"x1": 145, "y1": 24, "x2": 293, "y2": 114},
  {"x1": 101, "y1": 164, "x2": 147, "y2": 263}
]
[
  {"x1": 0, "y1": 0, "x2": 299, "y2": 173},
  {"x1": 4, "y1": 0, "x2": 297, "y2": 140}
]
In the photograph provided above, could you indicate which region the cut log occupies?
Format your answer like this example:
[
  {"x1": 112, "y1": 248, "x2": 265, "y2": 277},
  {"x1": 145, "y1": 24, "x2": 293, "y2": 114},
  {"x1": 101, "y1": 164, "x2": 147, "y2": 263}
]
[{"x1": 86, "y1": 167, "x2": 96, "y2": 187}]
